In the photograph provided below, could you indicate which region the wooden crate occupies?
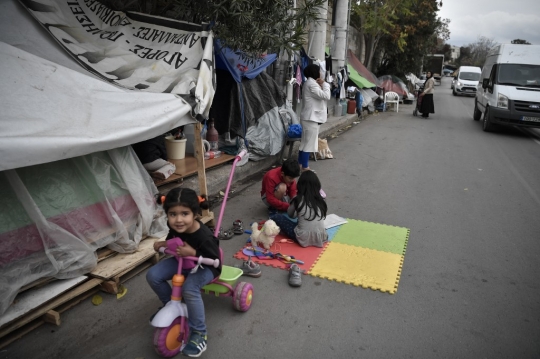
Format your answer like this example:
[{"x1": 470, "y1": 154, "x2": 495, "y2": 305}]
[{"x1": 0, "y1": 235, "x2": 166, "y2": 348}]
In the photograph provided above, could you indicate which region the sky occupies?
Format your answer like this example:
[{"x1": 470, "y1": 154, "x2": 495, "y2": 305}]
[{"x1": 438, "y1": 0, "x2": 540, "y2": 47}]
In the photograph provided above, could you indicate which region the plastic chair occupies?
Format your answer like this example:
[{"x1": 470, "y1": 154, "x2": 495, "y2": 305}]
[{"x1": 384, "y1": 91, "x2": 399, "y2": 112}]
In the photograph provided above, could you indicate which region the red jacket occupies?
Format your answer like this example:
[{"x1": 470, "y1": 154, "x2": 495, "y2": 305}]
[{"x1": 260, "y1": 167, "x2": 297, "y2": 211}]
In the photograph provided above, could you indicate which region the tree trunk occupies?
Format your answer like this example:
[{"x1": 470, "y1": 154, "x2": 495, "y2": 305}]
[{"x1": 364, "y1": 35, "x2": 376, "y2": 71}]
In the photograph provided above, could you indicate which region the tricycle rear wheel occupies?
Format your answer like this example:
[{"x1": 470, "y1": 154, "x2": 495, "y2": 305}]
[{"x1": 233, "y1": 281, "x2": 253, "y2": 312}]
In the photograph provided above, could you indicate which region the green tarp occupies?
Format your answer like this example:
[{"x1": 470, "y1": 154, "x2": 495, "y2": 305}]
[{"x1": 347, "y1": 63, "x2": 376, "y2": 88}]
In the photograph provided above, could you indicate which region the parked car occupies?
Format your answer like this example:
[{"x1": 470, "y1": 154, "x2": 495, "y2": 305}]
[
  {"x1": 452, "y1": 66, "x2": 482, "y2": 96},
  {"x1": 474, "y1": 44, "x2": 540, "y2": 131}
]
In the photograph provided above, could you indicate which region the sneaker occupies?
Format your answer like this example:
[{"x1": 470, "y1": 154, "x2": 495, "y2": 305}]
[
  {"x1": 181, "y1": 331, "x2": 207, "y2": 357},
  {"x1": 288, "y1": 264, "x2": 302, "y2": 287},
  {"x1": 237, "y1": 256, "x2": 262, "y2": 278}
]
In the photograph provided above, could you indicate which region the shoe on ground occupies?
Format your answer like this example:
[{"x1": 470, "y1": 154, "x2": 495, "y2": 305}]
[
  {"x1": 237, "y1": 256, "x2": 261, "y2": 278},
  {"x1": 233, "y1": 219, "x2": 244, "y2": 235},
  {"x1": 181, "y1": 331, "x2": 207, "y2": 357},
  {"x1": 288, "y1": 264, "x2": 302, "y2": 287}
]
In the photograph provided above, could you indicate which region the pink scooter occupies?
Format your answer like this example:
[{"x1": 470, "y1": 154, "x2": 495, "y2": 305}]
[{"x1": 151, "y1": 150, "x2": 253, "y2": 357}]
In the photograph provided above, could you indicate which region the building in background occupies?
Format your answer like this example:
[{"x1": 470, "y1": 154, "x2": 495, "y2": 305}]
[{"x1": 450, "y1": 46, "x2": 460, "y2": 61}]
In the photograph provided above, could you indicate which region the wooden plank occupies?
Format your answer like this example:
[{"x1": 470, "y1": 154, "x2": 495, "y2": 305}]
[
  {"x1": 0, "y1": 320, "x2": 44, "y2": 349},
  {"x1": 97, "y1": 248, "x2": 116, "y2": 262},
  {"x1": 42, "y1": 310, "x2": 60, "y2": 326},
  {"x1": 152, "y1": 173, "x2": 183, "y2": 187},
  {"x1": 99, "y1": 280, "x2": 119, "y2": 294},
  {"x1": 200, "y1": 211, "x2": 214, "y2": 225},
  {"x1": 0, "y1": 278, "x2": 103, "y2": 339},
  {"x1": 0, "y1": 287, "x2": 99, "y2": 349},
  {"x1": 0, "y1": 276, "x2": 88, "y2": 328},
  {"x1": 166, "y1": 154, "x2": 234, "y2": 181},
  {"x1": 88, "y1": 237, "x2": 162, "y2": 280}
]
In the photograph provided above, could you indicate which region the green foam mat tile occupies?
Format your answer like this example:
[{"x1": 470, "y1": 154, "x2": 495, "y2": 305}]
[{"x1": 331, "y1": 219, "x2": 410, "y2": 255}]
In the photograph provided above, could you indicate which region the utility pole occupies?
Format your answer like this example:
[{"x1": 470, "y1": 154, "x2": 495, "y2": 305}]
[
  {"x1": 307, "y1": 0, "x2": 328, "y2": 63},
  {"x1": 331, "y1": 0, "x2": 349, "y2": 70}
]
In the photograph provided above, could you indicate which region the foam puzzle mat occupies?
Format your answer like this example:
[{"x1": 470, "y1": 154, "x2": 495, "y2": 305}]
[
  {"x1": 234, "y1": 219, "x2": 409, "y2": 294},
  {"x1": 309, "y1": 219, "x2": 409, "y2": 294}
]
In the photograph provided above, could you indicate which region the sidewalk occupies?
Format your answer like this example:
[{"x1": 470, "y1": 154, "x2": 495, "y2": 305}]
[{"x1": 162, "y1": 111, "x2": 362, "y2": 196}]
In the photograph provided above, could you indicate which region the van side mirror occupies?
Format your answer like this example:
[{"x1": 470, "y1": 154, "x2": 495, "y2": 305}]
[
  {"x1": 453, "y1": 76, "x2": 457, "y2": 80},
  {"x1": 482, "y1": 78, "x2": 490, "y2": 89}
]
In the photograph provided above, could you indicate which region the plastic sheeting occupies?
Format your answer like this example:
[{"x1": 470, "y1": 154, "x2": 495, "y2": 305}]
[
  {"x1": 359, "y1": 88, "x2": 379, "y2": 112},
  {"x1": 246, "y1": 107, "x2": 286, "y2": 161},
  {"x1": 0, "y1": 42, "x2": 195, "y2": 171},
  {"x1": 0, "y1": 146, "x2": 168, "y2": 316}
]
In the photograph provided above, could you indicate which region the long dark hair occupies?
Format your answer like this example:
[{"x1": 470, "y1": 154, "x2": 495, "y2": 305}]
[
  {"x1": 157, "y1": 188, "x2": 209, "y2": 216},
  {"x1": 304, "y1": 64, "x2": 321, "y2": 80},
  {"x1": 292, "y1": 171, "x2": 327, "y2": 221}
]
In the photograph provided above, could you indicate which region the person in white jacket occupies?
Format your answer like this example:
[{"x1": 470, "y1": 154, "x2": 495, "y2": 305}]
[{"x1": 298, "y1": 64, "x2": 331, "y2": 172}]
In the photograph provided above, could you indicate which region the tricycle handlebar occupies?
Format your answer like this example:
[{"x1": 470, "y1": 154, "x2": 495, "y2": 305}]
[{"x1": 158, "y1": 247, "x2": 220, "y2": 268}]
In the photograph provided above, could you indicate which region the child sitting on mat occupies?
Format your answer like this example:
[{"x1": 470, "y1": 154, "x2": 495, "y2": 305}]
[
  {"x1": 260, "y1": 158, "x2": 301, "y2": 215},
  {"x1": 270, "y1": 170, "x2": 328, "y2": 247}
]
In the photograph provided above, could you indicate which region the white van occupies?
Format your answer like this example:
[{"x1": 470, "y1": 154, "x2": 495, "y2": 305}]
[
  {"x1": 474, "y1": 44, "x2": 540, "y2": 131},
  {"x1": 453, "y1": 66, "x2": 481, "y2": 96}
]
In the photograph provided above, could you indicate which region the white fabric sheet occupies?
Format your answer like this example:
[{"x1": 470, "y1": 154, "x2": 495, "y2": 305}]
[{"x1": 0, "y1": 42, "x2": 194, "y2": 171}]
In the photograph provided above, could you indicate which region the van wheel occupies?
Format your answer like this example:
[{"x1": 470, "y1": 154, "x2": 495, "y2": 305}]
[
  {"x1": 482, "y1": 107, "x2": 494, "y2": 132},
  {"x1": 473, "y1": 101, "x2": 482, "y2": 121}
]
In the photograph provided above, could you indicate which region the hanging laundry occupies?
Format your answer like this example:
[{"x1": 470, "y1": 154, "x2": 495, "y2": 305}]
[{"x1": 296, "y1": 64, "x2": 302, "y2": 103}]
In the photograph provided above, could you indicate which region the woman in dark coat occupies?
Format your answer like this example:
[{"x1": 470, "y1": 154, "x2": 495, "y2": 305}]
[{"x1": 420, "y1": 71, "x2": 435, "y2": 118}]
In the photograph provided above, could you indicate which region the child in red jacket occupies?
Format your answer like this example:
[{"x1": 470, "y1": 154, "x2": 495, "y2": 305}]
[{"x1": 260, "y1": 159, "x2": 300, "y2": 214}]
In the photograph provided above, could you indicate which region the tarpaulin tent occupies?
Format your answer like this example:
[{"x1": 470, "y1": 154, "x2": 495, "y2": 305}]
[
  {"x1": 211, "y1": 42, "x2": 285, "y2": 160},
  {"x1": 215, "y1": 41, "x2": 278, "y2": 83},
  {"x1": 347, "y1": 63, "x2": 376, "y2": 89},
  {"x1": 0, "y1": 0, "x2": 215, "y2": 317},
  {"x1": 0, "y1": 0, "x2": 216, "y2": 170},
  {"x1": 378, "y1": 75, "x2": 410, "y2": 98},
  {"x1": 347, "y1": 50, "x2": 380, "y2": 87}
]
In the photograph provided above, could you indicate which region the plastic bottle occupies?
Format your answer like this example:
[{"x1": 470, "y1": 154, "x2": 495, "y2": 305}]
[
  {"x1": 204, "y1": 150, "x2": 222, "y2": 160},
  {"x1": 206, "y1": 119, "x2": 219, "y2": 151}
]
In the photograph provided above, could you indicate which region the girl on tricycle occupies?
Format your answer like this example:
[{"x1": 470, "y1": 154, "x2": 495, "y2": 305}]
[
  {"x1": 147, "y1": 150, "x2": 252, "y2": 358},
  {"x1": 147, "y1": 189, "x2": 219, "y2": 357}
]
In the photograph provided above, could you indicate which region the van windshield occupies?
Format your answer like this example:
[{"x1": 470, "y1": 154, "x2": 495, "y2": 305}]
[
  {"x1": 459, "y1": 72, "x2": 480, "y2": 81},
  {"x1": 498, "y1": 64, "x2": 540, "y2": 87}
]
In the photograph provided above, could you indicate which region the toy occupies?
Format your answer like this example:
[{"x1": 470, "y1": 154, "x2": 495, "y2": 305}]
[
  {"x1": 242, "y1": 246, "x2": 305, "y2": 265},
  {"x1": 151, "y1": 150, "x2": 254, "y2": 357},
  {"x1": 250, "y1": 219, "x2": 280, "y2": 250}
]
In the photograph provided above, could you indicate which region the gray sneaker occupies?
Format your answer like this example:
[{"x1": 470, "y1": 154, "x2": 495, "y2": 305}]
[
  {"x1": 288, "y1": 264, "x2": 302, "y2": 287},
  {"x1": 237, "y1": 257, "x2": 261, "y2": 278}
]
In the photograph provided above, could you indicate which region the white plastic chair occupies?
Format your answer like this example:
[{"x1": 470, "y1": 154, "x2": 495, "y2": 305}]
[{"x1": 384, "y1": 91, "x2": 399, "y2": 112}]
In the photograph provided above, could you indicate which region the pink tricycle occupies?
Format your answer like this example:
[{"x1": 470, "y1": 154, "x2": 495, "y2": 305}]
[{"x1": 151, "y1": 150, "x2": 253, "y2": 357}]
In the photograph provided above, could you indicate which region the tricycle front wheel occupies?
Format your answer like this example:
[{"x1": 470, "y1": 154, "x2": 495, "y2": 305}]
[
  {"x1": 233, "y1": 281, "x2": 253, "y2": 312},
  {"x1": 153, "y1": 316, "x2": 189, "y2": 357}
]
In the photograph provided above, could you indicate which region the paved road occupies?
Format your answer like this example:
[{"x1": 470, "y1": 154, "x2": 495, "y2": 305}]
[{"x1": 4, "y1": 77, "x2": 540, "y2": 359}]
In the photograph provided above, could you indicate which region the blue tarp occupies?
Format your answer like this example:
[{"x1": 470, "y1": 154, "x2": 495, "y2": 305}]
[{"x1": 214, "y1": 41, "x2": 277, "y2": 83}]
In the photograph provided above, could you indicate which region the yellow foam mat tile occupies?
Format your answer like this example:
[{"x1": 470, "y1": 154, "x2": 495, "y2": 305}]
[{"x1": 308, "y1": 242, "x2": 404, "y2": 294}]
